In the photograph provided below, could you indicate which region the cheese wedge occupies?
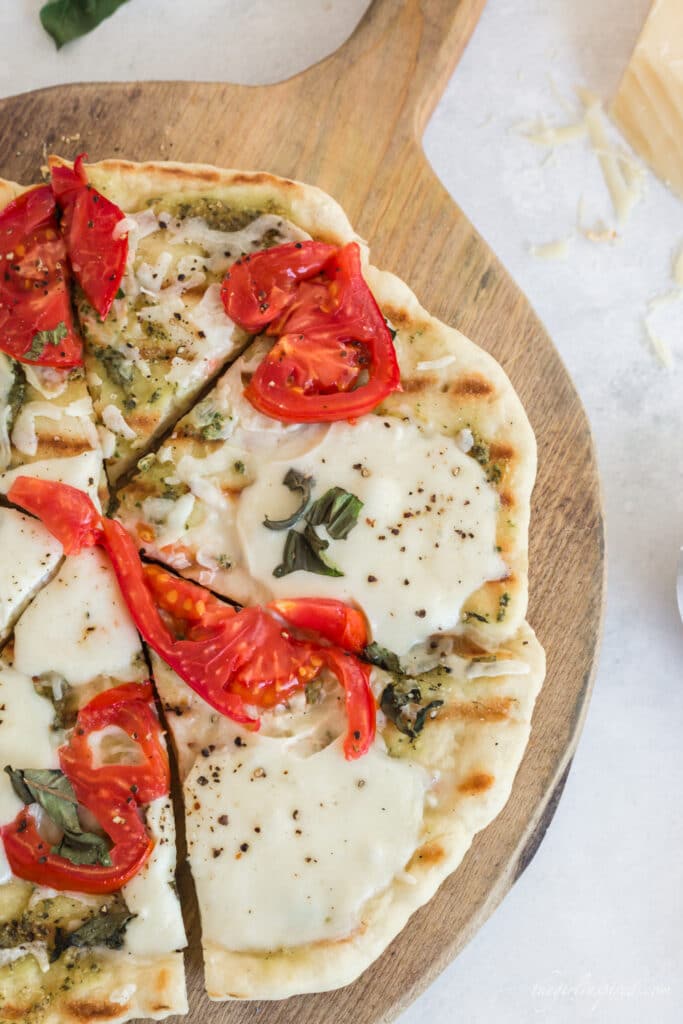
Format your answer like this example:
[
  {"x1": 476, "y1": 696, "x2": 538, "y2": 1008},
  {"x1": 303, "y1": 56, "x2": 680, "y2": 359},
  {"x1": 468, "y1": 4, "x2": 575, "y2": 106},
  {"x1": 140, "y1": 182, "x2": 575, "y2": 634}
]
[{"x1": 612, "y1": 0, "x2": 683, "y2": 197}]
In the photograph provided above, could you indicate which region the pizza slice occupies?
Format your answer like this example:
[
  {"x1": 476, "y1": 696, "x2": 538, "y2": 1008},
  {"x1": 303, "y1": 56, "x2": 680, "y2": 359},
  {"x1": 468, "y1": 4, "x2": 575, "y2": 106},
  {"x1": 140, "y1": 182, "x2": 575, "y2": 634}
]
[
  {"x1": 0, "y1": 178, "x2": 105, "y2": 506},
  {"x1": 48, "y1": 157, "x2": 318, "y2": 485},
  {"x1": 145, "y1": 586, "x2": 544, "y2": 999},
  {"x1": 0, "y1": 543, "x2": 187, "y2": 1021}
]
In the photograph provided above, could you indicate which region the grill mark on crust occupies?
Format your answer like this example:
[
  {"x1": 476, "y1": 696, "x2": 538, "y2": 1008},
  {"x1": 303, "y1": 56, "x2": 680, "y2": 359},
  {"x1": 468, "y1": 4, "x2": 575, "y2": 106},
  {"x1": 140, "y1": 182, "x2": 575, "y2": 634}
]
[
  {"x1": 67, "y1": 998, "x2": 131, "y2": 1020},
  {"x1": 448, "y1": 374, "x2": 494, "y2": 397},
  {"x1": 412, "y1": 840, "x2": 446, "y2": 866},
  {"x1": 31, "y1": 434, "x2": 94, "y2": 457},
  {"x1": 441, "y1": 696, "x2": 516, "y2": 723},
  {"x1": 458, "y1": 771, "x2": 495, "y2": 795},
  {"x1": 400, "y1": 376, "x2": 436, "y2": 393},
  {"x1": 0, "y1": 1006, "x2": 24, "y2": 1021},
  {"x1": 489, "y1": 441, "x2": 515, "y2": 461}
]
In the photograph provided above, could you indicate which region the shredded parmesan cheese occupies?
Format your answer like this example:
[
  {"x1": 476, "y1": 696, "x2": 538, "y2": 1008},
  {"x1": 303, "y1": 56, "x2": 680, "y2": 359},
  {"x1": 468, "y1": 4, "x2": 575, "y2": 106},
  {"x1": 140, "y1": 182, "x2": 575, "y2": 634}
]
[
  {"x1": 529, "y1": 237, "x2": 573, "y2": 261},
  {"x1": 416, "y1": 355, "x2": 457, "y2": 372},
  {"x1": 578, "y1": 87, "x2": 644, "y2": 225},
  {"x1": 102, "y1": 404, "x2": 137, "y2": 441}
]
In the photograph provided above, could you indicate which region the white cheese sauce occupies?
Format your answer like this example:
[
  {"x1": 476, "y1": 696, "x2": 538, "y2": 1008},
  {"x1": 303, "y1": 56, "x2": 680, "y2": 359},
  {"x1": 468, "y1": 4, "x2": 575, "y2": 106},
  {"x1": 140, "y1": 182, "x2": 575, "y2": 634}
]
[
  {"x1": 185, "y1": 736, "x2": 427, "y2": 951},
  {"x1": 13, "y1": 548, "x2": 141, "y2": 686},
  {"x1": 237, "y1": 415, "x2": 506, "y2": 654},
  {"x1": 0, "y1": 509, "x2": 62, "y2": 640},
  {"x1": 122, "y1": 796, "x2": 187, "y2": 956}
]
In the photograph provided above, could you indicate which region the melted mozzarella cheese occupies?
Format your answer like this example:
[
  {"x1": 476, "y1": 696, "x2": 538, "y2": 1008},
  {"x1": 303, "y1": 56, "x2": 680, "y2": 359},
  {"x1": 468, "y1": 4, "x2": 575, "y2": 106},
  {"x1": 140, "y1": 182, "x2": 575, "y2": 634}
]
[
  {"x1": 0, "y1": 665, "x2": 58, "y2": 827},
  {"x1": 22, "y1": 365, "x2": 69, "y2": 400},
  {"x1": 122, "y1": 796, "x2": 187, "y2": 955},
  {"x1": 13, "y1": 548, "x2": 141, "y2": 686},
  {"x1": 142, "y1": 492, "x2": 195, "y2": 548},
  {"x1": 0, "y1": 451, "x2": 103, "y2": 509},
  {"x1": 0, "y1": 509, "x2": 62, "y2": 642},
  {"x1": 185, "y1": 737, "x2": 426, "y2": 951},
  {"x1": 102, "y1": 404, "x2": 137, "y2": 441},
  {"x1": 237, "y1": 416, "x2": 506, "y2": 654}
]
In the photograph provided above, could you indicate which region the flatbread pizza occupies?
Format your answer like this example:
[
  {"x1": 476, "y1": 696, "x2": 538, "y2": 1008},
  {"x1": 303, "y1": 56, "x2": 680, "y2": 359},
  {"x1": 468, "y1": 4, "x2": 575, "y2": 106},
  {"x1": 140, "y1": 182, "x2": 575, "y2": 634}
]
[{"x1": 0, "y1": 156, "x2": 546, "y2": 1017}]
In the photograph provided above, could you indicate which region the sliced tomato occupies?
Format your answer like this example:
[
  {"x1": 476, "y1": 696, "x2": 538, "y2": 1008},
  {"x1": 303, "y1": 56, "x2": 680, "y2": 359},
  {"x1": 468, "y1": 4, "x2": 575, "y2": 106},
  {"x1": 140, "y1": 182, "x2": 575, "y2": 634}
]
[
  {"x1": 7, "y1": 476, "x2": 102, "y2": 554},
  {"x1": 321, "y1": 648, "x2": 375, "y2": 758},
  {"x1": 0, "y1": 185, "x2": 83, "y2": 367},
  {"x1": 9, "y1": 478, "x2": 376, "y2": 759},
  {"x1": 245, "y1": 243, "x2": 399, "y2": 421},
  {"x1": 60, "y1": 682, "x2": 169, "y2": 805},
  {"x1": 143, "y1": 563, "x2": 237, "y2": 631},
  {"x1": 51, "y1": 154, "x2": 128, "y2": 320},
  {"x1": 1, "y1": 794, "x2": 151, "y2": 895},
  {"x1": 143, "y1": 562, "x2": 319, "y2": 710},
  {"x1": 269, "y1": 598, "x2": 368, "y2": 653},
  {"x1": 221, "y1": 240, "x2": 335, "y2": 332},
  {"x1": 223, "y1": 240, "x2": 400, "y2": 422}
]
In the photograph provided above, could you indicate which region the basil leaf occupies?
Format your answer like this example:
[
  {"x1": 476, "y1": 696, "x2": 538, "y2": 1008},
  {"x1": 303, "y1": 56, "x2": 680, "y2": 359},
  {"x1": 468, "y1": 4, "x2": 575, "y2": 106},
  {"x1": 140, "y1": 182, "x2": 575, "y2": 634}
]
[
  {"x1": 24, "y1": 322, "x2": 67, "y2": 362},
  {"x1": 52, "y1": 898, "x2": 133, "y2": 960},
  {"x1": 4, "y1": 766, "x2": 111, "y2": 867},
  {"x1": 264, "y1": 468, "x2": 314, "y2": 531},
  {"x1": 379, "y1": 684, "x2": 443, "y2": 739},
  {"x1": 362, "y1": 642, "x2": 402, "y2": 674},
  {"x1": 273, "y1": 526, "x2": 343, "y2": 578},
  {"x1": 98, "y1": 345, "x2": 135, "y2": 389},
  {"x1": 40, "y1": 0, "x2": 130, "y2": 49},
  {"x1": 413, "y1": 700, "x2": 445, "y2": 735},
  {"x1": 52, "y1": 832, "x2": 112, "y2": 866},
  {"x1": 463, "y1": 610, "x2": 489, "y2": 624},
  {"x1": 305, "y1": 486, "x2": 363, "y2": 539}
]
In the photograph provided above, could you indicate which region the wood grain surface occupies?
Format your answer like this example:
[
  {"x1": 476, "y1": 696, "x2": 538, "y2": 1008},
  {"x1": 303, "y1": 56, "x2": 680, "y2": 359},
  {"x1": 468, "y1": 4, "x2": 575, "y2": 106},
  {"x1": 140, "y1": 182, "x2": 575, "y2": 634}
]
[{"x1": 0, "y1": 1, "x2": 605, "y2": 1021}]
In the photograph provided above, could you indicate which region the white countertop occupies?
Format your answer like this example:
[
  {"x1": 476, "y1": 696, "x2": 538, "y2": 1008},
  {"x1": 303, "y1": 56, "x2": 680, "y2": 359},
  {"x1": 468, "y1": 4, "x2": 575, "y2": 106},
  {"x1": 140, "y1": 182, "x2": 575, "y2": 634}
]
[{"x1": 2, "y1": 2, "x2": 682, "y2": 1022}]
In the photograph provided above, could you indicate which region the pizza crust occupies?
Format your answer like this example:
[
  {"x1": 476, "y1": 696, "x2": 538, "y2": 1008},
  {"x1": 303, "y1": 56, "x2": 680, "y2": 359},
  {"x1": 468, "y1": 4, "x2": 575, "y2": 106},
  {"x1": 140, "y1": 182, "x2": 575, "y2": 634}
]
[{"x1": 0, "y1": 949, "x2": 186, "y2": 1023}]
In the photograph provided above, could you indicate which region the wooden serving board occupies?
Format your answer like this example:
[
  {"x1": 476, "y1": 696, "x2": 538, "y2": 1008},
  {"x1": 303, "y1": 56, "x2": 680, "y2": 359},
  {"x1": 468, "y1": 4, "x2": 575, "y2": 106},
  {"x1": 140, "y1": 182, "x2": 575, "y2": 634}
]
[{"x1": 0, "y1": 1, "x2": 605, "y2": 1020}]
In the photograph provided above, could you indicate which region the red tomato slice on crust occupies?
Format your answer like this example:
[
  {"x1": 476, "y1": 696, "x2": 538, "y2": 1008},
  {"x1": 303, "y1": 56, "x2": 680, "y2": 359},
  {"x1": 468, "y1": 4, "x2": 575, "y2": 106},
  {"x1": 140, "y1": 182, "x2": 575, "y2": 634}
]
[
  {"x1": 223, "y1": 240, "x2": 400, "y2": 422},
  {"x1": 51, "y1": 154, "x2": 128, "y2": 320},
  {"x1": 0, "y1": 185, "x2": 83, "y2": 367}
]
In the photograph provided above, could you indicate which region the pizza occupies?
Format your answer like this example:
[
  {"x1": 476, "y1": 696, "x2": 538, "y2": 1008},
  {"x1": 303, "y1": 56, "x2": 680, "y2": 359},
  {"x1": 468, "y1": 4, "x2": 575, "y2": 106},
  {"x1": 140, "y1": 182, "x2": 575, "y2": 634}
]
[{"x1": 0, "y1": 156, "x2": 546, "y2": 1017}]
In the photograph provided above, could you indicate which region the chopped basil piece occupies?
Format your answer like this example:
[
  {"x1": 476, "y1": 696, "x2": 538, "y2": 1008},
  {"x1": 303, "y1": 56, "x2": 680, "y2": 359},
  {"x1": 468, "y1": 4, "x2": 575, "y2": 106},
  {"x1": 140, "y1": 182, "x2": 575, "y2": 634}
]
[
  {"x1": 7, "y1": 363, "x2": 26, "y2": 424},
  {"x1": 199, "y1": 410, "x2": 227, "y2": 441},
  {"x1": 24, "y1": 322, "x2": 67, "y2": 362},
  {"x1": 264, "y1": 468, "x2": 313, "y2": 531},
  {"x1": 363, "y1": 642, "x2": 402, "y2": 674},
  {"x1": 52, "y1": 897, "x2": 133, "y2": 960},
  {"x1": 413, "y1": 700, "x2": 445, "y2": 735},
  {"x1": 379, "y1": 684, "x2": 443, "y2": 739},
  {"x1": 115, "y1": 287, "x2": 125, "y2": 299},
  {"x1": 5, "y1": 766, "x2": 111, "y2": 867},
  {"x1": 274, "y1": 526, "x2": 343, "y2": 578},
  {"x1": 40, "y1": 0, "x2": 130, "y2": 49},
  {"x1": 98, "y1": 345, "x2": 134, "y2": 389},
  {"x1": 496, "y1": 591, "x2": 510, "y2": 622},
  {"x1": 463, "y1": 610, "x2": 489, "y2": 624},
  {"x1": 305, "y1": 486, "x2": 363, "y2": 539}
]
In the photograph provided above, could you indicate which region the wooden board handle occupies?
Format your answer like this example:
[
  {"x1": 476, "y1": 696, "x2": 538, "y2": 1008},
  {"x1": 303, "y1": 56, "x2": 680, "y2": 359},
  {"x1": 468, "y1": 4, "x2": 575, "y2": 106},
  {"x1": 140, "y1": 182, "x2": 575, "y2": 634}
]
[{"x1": 305, "y1": 0, "x2": 488, "y2": 138}]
